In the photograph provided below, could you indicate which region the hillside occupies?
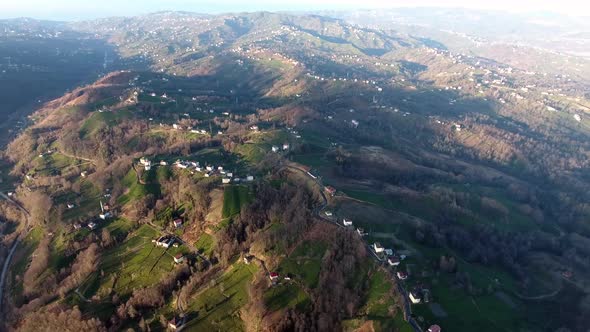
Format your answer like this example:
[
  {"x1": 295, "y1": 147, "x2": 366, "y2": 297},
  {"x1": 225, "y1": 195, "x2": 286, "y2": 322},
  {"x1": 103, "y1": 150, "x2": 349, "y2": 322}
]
[{"x1": 0, "y1": 11, "x2": 589, "y2": 332}]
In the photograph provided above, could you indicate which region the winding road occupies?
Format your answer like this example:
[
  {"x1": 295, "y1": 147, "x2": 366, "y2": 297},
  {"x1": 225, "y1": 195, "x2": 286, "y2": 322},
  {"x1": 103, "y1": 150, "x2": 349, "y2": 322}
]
[{"x1": 0, "y1": 191, "x2": 31, "y2": 319}]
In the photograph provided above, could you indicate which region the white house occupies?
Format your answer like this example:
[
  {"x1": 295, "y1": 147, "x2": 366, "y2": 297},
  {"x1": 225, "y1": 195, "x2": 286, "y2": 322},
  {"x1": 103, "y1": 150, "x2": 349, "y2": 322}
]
[
  {"x1": 88, "y1": 222, "x2": 97, "y2": 230},
  {"x1": 272, "y1": 145, "x2": 280, "y2": 152},
  {"x1": 206, "y1": 166, "x2": 214, "y2": 171},
  {"x1": 343, "y1": 219, "x2": 353, "y2": 227},
  {"x1": 246, "y1": 175, "x2": 254, "y2": 182},
  {"x1": 397, "y1": 271, "x2": 408, "y2": 280},
  {"x1": 226, "y1": 172, "x2": 233, "y2": 177},
  {"x1": 160, "y1": 160, "x2": 168, "y2": 166},
  {"x1": 356, "y1": 228, "x2": 366, "y2": 236},
  {"x1": 99, "y1": 212, "x2": 112, "y2": 220},
  {"x1": 324, "y1": 211, "x2": 333, "y2": 217},
  {"x1": 384, "y1": 249, "x2": 394, "y2": 256},
  {"x1": 156, "y1": 236, "x2": 174, "y2": 248},
  {"x1": 174, "y1": 254, "x2": 185, "y2": 264},
  {"x1": 373, "y1": 243, "x2": 384, "y2": 253},
  {"x1": 387, "y1": 256, "x2": 401, "y2": 266},
  {"x1": 574, "y1": 114, "x2": 582, "y2": 122},
  {"x1": 173, "y1": 123, "x2": 180, "y2": 130},
  {"x1": 67, "y1": 203, "x2": 75, "y2": 209},
  {"x1": 409, "y1": 291, "x2": 422, "y2": 304},
  {"x1": 282, "y1": 143, "x2": 290, "y2": 150},
  {"x1": 222, "y1": 178, "x2": 231, "y2": 184}
]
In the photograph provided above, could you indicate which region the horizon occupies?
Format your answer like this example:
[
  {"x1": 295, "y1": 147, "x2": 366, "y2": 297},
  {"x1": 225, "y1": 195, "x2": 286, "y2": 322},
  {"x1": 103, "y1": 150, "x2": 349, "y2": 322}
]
[{"x1": 0, "y1": 0, "x2": 588, "y2": 21}]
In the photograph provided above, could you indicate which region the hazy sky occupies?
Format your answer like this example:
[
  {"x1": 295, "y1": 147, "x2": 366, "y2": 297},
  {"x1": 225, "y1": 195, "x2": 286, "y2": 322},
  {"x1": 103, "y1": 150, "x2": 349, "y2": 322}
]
[{"x1": 0, "y1": 0, "x2": 588, "y2": 20}]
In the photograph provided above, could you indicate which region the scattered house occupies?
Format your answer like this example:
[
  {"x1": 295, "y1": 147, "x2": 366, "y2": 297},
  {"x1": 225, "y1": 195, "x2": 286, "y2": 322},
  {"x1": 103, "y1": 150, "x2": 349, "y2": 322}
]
[
  {"x1": 246, "y1": 175, "x2": 254, "y2": 182},
  {"x1": 175, "y1": 162, "x2": 188, "y2": 169},
  {"x1": 156, "y1": 236, "x2": 174, "y2": 248},
  {"x1": 243, "y1": 255, "x2": 253, "y2": 265},
  {"x1": 428, "y1": 325, "x2": 441, "y2": 332},
  {"x1": 269, "y1": 272, "x2": 279, "y2": 281},
  {"x1": 373, "y1": 242, "x2": 384, "y2": 253},
  {"x1": 284, "y1": 274, "x2": 292, "y2": 281},
  {"x1": 88, "y1": 222, "x2": 97, "y2": 230},
  {"x1": 80, "y1": 171, "x2": 88, "y2": 178},
  {"x1": 384, "y1": 249, "x2": 394, "y2": 256},
  {"x1": 160, "y1": 160, "x2": 168, "y2": 166},
  {"x1": 351, "y1": 119, "x2": 359, "y2": 128},
  {"x1": 324, "y1": 211, "x2": 333, "y2": 217},
  {"x1": 7, "y1": 192, "x2": 14, "y2": 197},
  {"x1": 168, "y1": 315, "x2": 186, "y2": 330},
  {"x1": 325, "y1": 186, "x2": 336, "y2": 196},
  {"x1": 282, "y1": 143, "x2": 290, "y2": 150},
  {"x1": 574, "y1": 114, "x2": 582, "y2": 122},
  {"x1": 99, "y1": 212, "x2": 112, "y2": 220},
  {"x1": 250, "y1": 125, "x2": 259, "y2": 132},
  {"x1": 139, "y1": 157, "x2": 150, "y2": 166},
  {"x1": 204, "y1": 173, "x2": 210, "y2": 178},
  {"x1": 272, "y1": 145, "x2": 280, "y2": 152},
  {"x1": 173, "y1": 219, "x2": 183, "y2": 228},
  {"x1": 222, "y1": 178, "x2": 231, "y2": 184},
  {"x1": 409, "y1": 290, "x2": 422, "y2": 304},
  {"x1": 174, "y1": 253, "x2": 184, "y2": 264},
  {"x1": 206, "y1": 166, "x2": 214, "y2": 171},
  {"x1": 144, "y1": 162, "x2": 152, "y2": 171},
  {"x1": 343, "y1": 219, "x2": 353, "y2": 227},
  {"x1": 102, "y1": 204, "x2": 110, "y2": 211},
  {"x1": 73, "y1": 223, "x2": 82, "y2": 230},
  {"x1": 172, "y1": 123, "x2": 181, "y2": 130},
  {"x1": 226, "y1": 172, "x2": 233, "y2": 177},
  {"x1": 356, "y1": 228, "x2": 367, "y2": 236},
  {"x1": 217, "y1": 166, "x2": 223, "y2": 171},
  {"x1": 453, "y1": 124, "x2": 463, "y2": 132},
  {"x1": 397, "y1": 271, "x2": 408, "y2": 280},
  {"x1": 67, "y1": 203, "x2": 75, "y2": 209},
  {"x1": 388, "y1": 256, "x2": 401, "y2": 266}
]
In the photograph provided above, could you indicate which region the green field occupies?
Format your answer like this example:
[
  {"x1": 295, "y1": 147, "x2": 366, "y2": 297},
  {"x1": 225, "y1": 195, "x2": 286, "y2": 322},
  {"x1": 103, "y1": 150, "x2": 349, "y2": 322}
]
[
  {"x1": 222, "y1": 185, "x2": 252, "y2": 219},
  {"x1": 117, "y1": 168, "x2": 161, "y2": 205},
  {"x1": 185, "y1": 262, "x2": 258, "y2": 331},
  {"x1": 195, "y1": 233, "x2": 216, "y2": 256},
  {"x1": 277, "y1": 241, "x2": 327, "y2": 289},
  {"x1": 79, "y1": 109, "x2": 133, "y2": 138},
  {"x1": 263, "y1": 283, "x2": 310, "y2": 311},
  {"x1": 80, "y1": 224, "x2": 188, "y2": 299}
]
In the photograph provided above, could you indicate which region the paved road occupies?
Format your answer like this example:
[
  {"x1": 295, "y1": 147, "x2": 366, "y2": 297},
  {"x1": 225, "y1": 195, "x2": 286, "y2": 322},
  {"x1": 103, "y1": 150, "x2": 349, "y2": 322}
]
[
  {"x1": 0, "y1": 238, "x2": 20, "y2": 309},
  {"x1": 0, "y1": 191, "x2": 31, "y2": 320}
]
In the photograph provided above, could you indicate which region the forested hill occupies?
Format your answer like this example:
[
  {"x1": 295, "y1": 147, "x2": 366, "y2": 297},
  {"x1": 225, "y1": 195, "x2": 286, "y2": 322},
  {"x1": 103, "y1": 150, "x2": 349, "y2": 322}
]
[{"x1": 0, "y1": 10, "x2": 589, "y2": 332}]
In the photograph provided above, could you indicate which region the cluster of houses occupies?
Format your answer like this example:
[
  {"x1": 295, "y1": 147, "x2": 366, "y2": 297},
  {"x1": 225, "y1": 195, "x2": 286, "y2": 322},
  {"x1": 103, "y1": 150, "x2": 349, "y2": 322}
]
[
  {"x1": 140, "y1": 157, "x2": 254, "y2": 184},
  {"x1": 72, "y1": 201, "x2": 112, "y2": 231}
]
